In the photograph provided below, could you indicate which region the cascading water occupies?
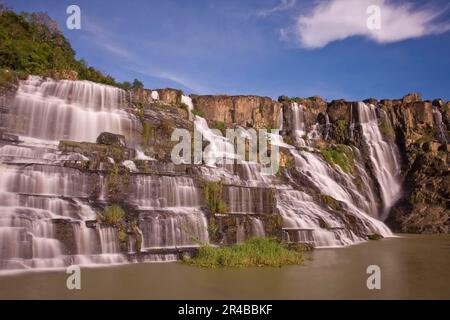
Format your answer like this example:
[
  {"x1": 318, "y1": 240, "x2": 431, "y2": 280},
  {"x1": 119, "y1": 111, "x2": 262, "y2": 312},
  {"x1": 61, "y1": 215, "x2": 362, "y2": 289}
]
[
  {"x1": 130, "y1": 175, "x2": 209, "y2": 249},
  {"x1": 290, "y1": 103, "x2": 307, "y2": 146},
  {"x1": 357, "y1": 102, "x2": 402, "y2": 219},
  {"x1": 7, "y1": 76, "x2": 138, "y2": 143}
]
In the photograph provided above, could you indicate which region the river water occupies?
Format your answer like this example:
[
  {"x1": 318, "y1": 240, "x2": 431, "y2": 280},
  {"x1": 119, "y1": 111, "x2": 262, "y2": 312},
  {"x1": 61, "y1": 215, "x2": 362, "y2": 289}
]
[{"x1": 0, "y1": 234, "x2": 448, "y2": 299}]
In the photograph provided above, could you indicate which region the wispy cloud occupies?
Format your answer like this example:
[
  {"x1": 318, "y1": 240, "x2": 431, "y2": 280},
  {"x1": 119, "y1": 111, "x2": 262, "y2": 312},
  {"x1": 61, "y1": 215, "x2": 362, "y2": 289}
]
[
  {"x1": 257, "y1": 0, "x2": 296, "y2": 17},
  {"x1": 82, "y1": 19, "x2": 134, "y2": 60},
  {"x1": 292, "y1": 0, "x2": 450, "y2": 49}
]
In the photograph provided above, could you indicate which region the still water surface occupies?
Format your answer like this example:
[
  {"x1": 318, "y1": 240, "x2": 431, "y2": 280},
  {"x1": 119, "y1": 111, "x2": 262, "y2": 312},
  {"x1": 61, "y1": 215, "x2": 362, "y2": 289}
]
[{"x1": 0, "y1": 234, "x2": 449, "y2": 299}]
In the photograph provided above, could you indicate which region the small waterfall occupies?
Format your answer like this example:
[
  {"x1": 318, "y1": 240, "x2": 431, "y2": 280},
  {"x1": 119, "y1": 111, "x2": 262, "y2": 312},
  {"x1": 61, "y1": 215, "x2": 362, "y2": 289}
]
[
  {"x1": 131, "y1": 175, "x2": 209, "y2": 249},
  {"x1": 291, "y1": 103, "x2": 307, "y2": 146},
  {"x1": 194, "y1": 116, "x2": 237, "y2": 166},
  {"x1": 151, "y1": 90, "x2": 159, "y2": 100},
  {"x1": 432, "y1": 107, "x2": 448, "y2": 144},
  {"x1": 181, "y1": 95, "x2": 194, "y2": 120},
  {"x1": 357, "y1": 102, "x2": 402, "y2": 219},
  {"x1": 98, "y1": 227, "x2": 120, "y2": 254},
  {"x1": 132, "y1": 175, "x2": 202, "y2": 209},
  {"x1": 139, "y1": 210, "x2": 209, "y2": 248},
  {"x1": 277, "y1": 189, "x2": 355, "y2": 247},
  {"x1": 251, "y1": 218, "x2": 265, "y2": 237},
  {"x1": 7, "y1": 76, "x2": 138, "y2": 143}
]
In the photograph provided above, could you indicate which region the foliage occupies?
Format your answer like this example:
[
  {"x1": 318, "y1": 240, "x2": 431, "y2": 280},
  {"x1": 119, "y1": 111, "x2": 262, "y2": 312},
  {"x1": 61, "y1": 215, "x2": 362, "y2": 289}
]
[
  {"x1": 191, "y1": 108, "x2": 204, "y2": 117},
  {"x1": 368, "y1": 233, "x2": 383, "y2": 240},
  {"x1": 209, "y1": 120, "x2": 227, "y2": 134},
  {"x1": 142, "y1": 121, "x2": 152, "y2": 145},
  {"x1": 132, "y1": 78, "x2": 143, "y2": 89},
  {"x1": 320, "y1": 145, "x2": 354, "y2": 173},
  {"x1": 379, "y1": 117, "x2": 395, "y2": 141},
  {"x1": 183, "y1": 237, "x2": 304, "y2": 268},
  {"x1": 0, "y1": 68, "x2": 27, "y2": 87},
  {"x1": 0, "y1": 8, "x2": 138, "y2": 88},
  {"x1": 203, "y1": 181, "x2": 227, "y2": 214},
  {"x1": 97, "y1": 204, "x2": 125, "y2": 227}
]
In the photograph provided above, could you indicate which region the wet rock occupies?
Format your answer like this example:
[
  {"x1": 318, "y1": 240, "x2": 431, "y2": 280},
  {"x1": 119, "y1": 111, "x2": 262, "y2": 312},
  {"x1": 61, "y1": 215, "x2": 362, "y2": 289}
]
[{"x1": 96, "y1": 132, "x2": 126, "y2": 148}]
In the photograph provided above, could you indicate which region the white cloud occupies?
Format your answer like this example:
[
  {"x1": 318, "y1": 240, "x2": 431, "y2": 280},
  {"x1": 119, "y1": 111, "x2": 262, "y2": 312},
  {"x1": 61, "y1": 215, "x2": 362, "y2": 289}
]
[
  {"x1": 295, "y1": 0, "x2": 450, "y2": 49},
  {"x1": 258, "y1": 0, "x2": 296, "y2": 17}
]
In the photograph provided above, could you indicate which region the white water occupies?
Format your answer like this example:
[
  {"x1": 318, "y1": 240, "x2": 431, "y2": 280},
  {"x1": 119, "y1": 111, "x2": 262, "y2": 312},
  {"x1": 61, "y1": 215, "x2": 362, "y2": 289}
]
[
  {"x1": 357, "y1": 102, "x2": 402, "y2": 219},
  {"x1": 8, "y1": 76, "x2": 138, "y2": 143},
  {"x1": 181, "y1": 95, "x2": 194, "y2": 120}
]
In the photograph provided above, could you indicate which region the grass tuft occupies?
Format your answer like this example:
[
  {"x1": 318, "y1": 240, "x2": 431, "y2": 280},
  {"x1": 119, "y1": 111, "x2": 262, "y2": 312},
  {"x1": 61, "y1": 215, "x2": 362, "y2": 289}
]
[{"x1": 183, "y1": 237, "x2": 304, "y2": 268}]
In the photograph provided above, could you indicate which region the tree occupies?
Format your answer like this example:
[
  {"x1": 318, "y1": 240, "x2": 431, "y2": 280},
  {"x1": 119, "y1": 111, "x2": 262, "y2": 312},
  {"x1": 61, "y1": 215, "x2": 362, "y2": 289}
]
[{"x1": 132, "y1": 78, "x2": 143, "y2": 89}]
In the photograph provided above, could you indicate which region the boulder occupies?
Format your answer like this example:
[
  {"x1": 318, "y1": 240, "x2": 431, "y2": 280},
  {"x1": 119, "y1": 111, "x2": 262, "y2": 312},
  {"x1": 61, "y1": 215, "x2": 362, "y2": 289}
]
[{"x1": 96, "y1": 132, "x2": 126, "y2": 147}]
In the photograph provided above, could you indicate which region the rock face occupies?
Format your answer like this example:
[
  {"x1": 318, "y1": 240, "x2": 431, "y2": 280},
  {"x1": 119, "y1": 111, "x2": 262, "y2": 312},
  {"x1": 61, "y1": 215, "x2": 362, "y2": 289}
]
[
  {"x1": 191, "y1": 95, "x2": 281, "y2": 129},
  {"x1": 156, "y1": 88, "x2": 183, "y2": 104},
  {"x1": 383, "y1": 94, "x2": 449, "y2": 233}
]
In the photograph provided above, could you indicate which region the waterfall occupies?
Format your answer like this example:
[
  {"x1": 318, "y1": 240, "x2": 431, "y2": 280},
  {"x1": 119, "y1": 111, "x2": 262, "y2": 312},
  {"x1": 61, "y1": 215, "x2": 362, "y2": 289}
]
[
  {"x1": 7, "y1": 76, "x2": 137, "y2": 143},
  {"x1": 194, "y1": 116, "x2": 237, "y2": 166},
  {"x1": 291, "y1": 103, "x2": 307, "y2": 146},
  {"x1": 181, "y1": 95, "x2": 194, "y2": 120},
  {"x1": 251, "y1": 218, "x2": 265, "y2": 237},
  {"x1": 432, "y1": 107, "x2": 448, "y2": 144},
  {"x1": 139, "y1": 211, "x2": 209, "y2": 249},
  {"x1": 357, "y1": 102, "x2": 402, "y2": 219},
  {"x1": 131, "y1": 175, "x2": 202, "y2": 209},
  {"x1": 151, "y1": 90, "x2": 159, "y2": 100},
  {"x1": 131, "y1": 175, "x2": 209, "y2": 249}
]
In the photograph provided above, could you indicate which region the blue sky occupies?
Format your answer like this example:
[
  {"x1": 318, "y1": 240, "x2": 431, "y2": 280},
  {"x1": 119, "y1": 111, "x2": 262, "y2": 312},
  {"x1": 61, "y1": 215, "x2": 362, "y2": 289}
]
[{"x1": 5, "y1": 0, "x2": 450, "y2": 100}]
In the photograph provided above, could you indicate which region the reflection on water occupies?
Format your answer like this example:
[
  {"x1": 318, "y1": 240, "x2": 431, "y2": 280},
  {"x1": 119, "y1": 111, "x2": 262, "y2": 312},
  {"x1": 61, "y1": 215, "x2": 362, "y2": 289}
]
[{"x1": 0, "y1": 234, "x2": 449, "y2": 299}]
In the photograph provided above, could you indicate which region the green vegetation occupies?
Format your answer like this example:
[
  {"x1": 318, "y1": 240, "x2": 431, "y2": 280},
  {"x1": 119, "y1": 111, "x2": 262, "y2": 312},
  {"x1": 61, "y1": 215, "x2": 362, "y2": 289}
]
[
  {"x1": 142, "y1": 121, "x2": 152, "y2": 145},
  {"x1": 192, "y1": 108, "x2": 204, "y2": 117},
  {"x1": 0, "y1": 68, "x2": 27, "y2": 87},
  {"x1": 320, "y1": 145, "x2": 354, "y2": 173},
  {"x1": 209, "y1": 120, "x2": 227, "y2": 134},
  {"x1": 97, "y1": 204, "x2": 125, "y2": 227},
  {"x1": 368, "y1": 233, "x2": 383, "y2": 240},
  {"x1": 379, "y1": 117, "x2": 395, "y2": 141},
  {"x1": 106, "y1": 164, "x2": 130, "y2": 202},
  {"x1": 203, "y1": 181, "x2": 228, "y2": 214},
  {"x1": 0, "y1": 7, "x2": 142, "y2": 88},
  {"x1": 182, "y1": 237, "x2": 304, "y2": 268}
]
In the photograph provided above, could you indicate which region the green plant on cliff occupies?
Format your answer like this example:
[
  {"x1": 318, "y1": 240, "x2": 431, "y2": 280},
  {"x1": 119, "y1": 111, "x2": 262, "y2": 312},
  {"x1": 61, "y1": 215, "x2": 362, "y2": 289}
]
[
  {"x1": 183, "y1": 237, "x2": 304, "y2": 268},
  {"x1": 106, "y1": 164, "x2": 130, "y2": 202},
  {"x1": 320, "y1": 145, "x2": 354, "y2": 174},
  {"x1": 203, "y1": 181, "x2": 228, "y2": 214},
  {"x1": 191, "y1": 108, "x2": 204, "y2": 117},
  {"x1": 0, "y1": 7, "x2": 137, "y2": 88},
  {"x1": 142, "y1": 121, "x2": 152, "y2": 146},
  {"x1": 97, "y1": 204, "x2": 125, "y2": 227},
  {"x1": 209, "y1": 120, "x2": 227, "y2": 135},
  {"x1": 379, "y1": 117, "x2": 395, "y2": 141}
]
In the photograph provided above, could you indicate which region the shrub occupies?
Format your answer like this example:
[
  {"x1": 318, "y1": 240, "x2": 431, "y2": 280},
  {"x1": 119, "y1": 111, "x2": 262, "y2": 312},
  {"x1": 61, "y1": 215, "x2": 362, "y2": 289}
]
[
  {"x1": 320, "y1": 145, "x2": 354, "y2": 173},
  {"x1": 192, "y1": 108, "x2": 204, "y2": 117},
  {"x1": 183, "y1": 237, "x2": 304, "y2": 268},
  {"x1": 203, "y1": 181, "x2": 227, "y2": 214},
  {"x1": 98, "y1": 204, "x2": 125, "y2": 227}
]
